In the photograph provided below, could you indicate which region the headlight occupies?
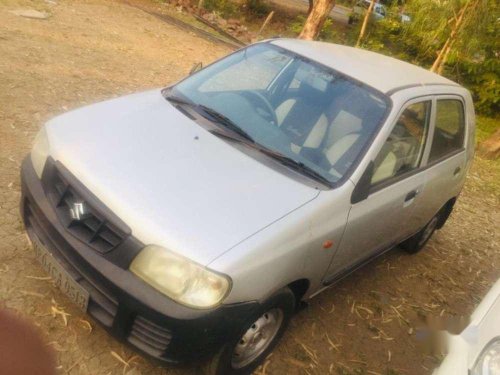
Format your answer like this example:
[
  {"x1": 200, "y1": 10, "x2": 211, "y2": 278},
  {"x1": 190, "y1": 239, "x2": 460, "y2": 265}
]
[
  {"x1": 471, "y1": 337, "x2": 500, "y2": 375},
  {"x1": 31, "y1": 126, "x2": 50, "y2": 178},
  {"x1": 129, "y1": 245, "x2": 231, "y2": 309}
]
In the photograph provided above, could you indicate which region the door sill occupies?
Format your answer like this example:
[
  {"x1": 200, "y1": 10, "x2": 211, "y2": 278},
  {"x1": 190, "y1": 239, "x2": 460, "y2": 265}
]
[{"x1": 321, "y1": 244, "x2": 397, "y2": 287}]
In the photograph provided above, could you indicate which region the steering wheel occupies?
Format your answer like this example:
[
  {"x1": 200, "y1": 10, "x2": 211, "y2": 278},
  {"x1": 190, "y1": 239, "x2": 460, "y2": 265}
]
[{"x1": 241, "y1": 91, "x2": 279, "y2": 126}]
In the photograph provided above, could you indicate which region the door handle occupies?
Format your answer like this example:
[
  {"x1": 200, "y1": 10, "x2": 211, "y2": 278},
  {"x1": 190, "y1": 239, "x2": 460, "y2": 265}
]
[
  {"x1": 404, "y1": 190, "x2": 419, "y2": 202},
  {"x1": 454, "y1": 166, "x2": 462, "y2": 176}
]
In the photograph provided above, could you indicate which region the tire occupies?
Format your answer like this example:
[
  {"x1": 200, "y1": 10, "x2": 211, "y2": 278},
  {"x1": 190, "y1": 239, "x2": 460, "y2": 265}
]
[
  {"x1": 203, "y1": 288, "x2": 295, "y2": 375},
  {"x1": 401, "y1": 212, "x2": 440, "y2": 254},
  {"x1": 436, "y1": 199, "x2": 456, "y2": 230}
]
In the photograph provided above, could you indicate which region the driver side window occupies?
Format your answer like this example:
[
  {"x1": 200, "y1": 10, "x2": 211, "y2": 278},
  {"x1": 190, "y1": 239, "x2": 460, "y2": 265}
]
[{"x1": 371, "y1": 101, "x2": 431, "y2": 185}]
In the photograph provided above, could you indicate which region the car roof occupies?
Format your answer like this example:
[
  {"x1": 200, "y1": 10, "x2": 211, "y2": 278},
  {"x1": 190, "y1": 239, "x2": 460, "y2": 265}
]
[{"x1": 270, "y1": 39, "x2": 459, "y2": 95}]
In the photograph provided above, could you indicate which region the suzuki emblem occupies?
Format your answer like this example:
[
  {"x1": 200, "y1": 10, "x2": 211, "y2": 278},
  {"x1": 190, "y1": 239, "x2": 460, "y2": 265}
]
[{"x1": 70, "y1": 202, "x2": 87, "y2": 221}]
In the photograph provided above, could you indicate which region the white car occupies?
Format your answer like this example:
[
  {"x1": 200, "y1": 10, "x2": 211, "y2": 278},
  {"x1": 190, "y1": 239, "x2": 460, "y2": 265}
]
[
  {"x1": 434, "y1": 279, "x2": 500, "y2": 375},
  {"x1": 21, "y1": 39, "x2": 474, "y2": 374},
  {"x1": 352, "y1": 0, "x2": 411, "y2": 23},
  {"x1": 353, "y1": 0, "x2": 387, "y2": 20}
]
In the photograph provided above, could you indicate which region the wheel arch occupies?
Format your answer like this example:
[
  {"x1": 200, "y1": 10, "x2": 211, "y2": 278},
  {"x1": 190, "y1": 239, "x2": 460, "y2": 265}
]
[
  {"x1": 437, "y1": 197, "x2": 457, "y2": 229},
  {"x1": 287, "y1": 279, "x2": 310, "y2": 306}
]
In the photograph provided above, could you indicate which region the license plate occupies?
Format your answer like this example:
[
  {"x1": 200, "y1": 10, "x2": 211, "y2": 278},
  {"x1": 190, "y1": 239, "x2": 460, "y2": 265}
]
[{"x1": 33, "y1": 240, "x2": 90, "y2": 312}]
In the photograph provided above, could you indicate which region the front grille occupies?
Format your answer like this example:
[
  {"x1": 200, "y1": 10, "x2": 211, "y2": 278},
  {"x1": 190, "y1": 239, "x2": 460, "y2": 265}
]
[
  {"x1": 128, "y1": 315, "x2": 173, "y2": 357},
  {"x1": 43, "y1": 160, "x2": 128, "y2": 254},
  {"x1": 23, "y1": 197, "x2": 119, "y2": 327}
]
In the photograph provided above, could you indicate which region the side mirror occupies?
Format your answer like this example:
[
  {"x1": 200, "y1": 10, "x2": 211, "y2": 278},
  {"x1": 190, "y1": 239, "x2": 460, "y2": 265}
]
[
  {"x1": 351, "y1": 161, "x2": 374, "y2": 204},
  {"x1": 189, "y1": 62, "x2": 203, "y2": 75}
]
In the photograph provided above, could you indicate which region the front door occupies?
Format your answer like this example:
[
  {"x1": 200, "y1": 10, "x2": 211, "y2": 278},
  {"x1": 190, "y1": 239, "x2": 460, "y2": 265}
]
[{"x1": 325, "y1": 98, "x2": 433, "y2": 280}]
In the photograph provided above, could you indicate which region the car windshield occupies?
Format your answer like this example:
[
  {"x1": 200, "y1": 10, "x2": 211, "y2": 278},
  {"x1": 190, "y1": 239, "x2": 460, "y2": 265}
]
[{"x1": 170, "y1": 43, "x2": 389, "y2": 185}]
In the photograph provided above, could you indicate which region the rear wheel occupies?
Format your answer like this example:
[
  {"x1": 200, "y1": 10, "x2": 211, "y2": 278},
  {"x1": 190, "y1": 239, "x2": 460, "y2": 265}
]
[
  {"x1": 401, "y1": 213, "x2": 440, "y2": 254},
  {"x1": 203, "y1": 288, "x2": 295, "y2": 375}
]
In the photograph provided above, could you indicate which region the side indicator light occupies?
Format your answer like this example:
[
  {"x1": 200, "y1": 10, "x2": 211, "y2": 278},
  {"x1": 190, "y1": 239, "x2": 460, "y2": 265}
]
[{"x1": 323, "y1": 240, "x2": 334, "y2": 249}]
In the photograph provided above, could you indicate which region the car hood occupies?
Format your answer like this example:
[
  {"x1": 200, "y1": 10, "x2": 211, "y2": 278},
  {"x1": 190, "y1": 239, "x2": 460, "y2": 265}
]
[{"x1": 45, "y1": 89, "x2": 320, "y2": 265}]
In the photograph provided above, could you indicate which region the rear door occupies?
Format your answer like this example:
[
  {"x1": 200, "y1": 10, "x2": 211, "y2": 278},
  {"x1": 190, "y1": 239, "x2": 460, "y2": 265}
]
[
  {"x1": 324, "y1": 98, "x2": 434, "y2": 278},
  {"x1": 411, "y1": 96, "x2": 468, "y2": 228}
]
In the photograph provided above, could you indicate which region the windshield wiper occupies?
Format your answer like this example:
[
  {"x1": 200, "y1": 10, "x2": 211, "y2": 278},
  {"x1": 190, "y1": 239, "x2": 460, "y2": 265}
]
[
  {"x1": 258, "y1": 148, "x2": 332, "y2": 186},
  {"x1": 164, "y1": 91, "x2": 329, "y2": 185},
  {"x1": 164, "y1": 92, "x2": 195, "y2": 107},
  {"x1": 164, "y1": 91, "x2": 254, "y2": 144},
  {"x1": 198, "y1": 105, "x2": 255, "y2": 144}
]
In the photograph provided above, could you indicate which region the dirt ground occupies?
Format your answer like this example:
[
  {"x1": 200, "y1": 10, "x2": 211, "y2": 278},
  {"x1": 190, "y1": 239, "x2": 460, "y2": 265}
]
[{"x1": 0, "y1": 1, "x2": 499, "y2": 374}]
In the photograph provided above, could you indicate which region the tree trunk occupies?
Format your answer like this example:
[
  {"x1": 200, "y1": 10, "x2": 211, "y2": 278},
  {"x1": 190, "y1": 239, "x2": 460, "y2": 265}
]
[
  {"x1": 437, "y1": 38, "x2": 455, "y2": 74},
  {"x1": 431, "y1": 36, "x2": 452, "y2": 73},
  {"x1": 308, "y1": 0, "x2": 314, "y2": 15},
  {"x1": 257, "y1": 11, "x2": 275, "y2": 37},
  {"x1": 430, "y1": 0, "x2": 475, "y2": 73},
  {"x1": 355, "y1": 0, "x2": 376, "y2": 47},
  {"x1": 478, "y1": 129, "x2": 500, "y2": 160},
  {"x1": 299, "y1": 0, "x2": 336, "y2": 40}
]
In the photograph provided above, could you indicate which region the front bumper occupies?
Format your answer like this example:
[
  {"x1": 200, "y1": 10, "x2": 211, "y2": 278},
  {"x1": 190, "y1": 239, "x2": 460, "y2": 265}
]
[{"x1": 20, "y1": 156, "x2": 258, "y2": 364}]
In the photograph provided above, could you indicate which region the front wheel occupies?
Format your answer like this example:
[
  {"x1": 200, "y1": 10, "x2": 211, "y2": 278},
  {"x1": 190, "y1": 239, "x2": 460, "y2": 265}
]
[{"x1": 203, "y1": 288, "x2": 295, "y2": 375}]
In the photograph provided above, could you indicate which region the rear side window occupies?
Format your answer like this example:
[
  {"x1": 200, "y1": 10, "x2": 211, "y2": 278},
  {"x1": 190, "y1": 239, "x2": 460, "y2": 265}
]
[{"x1": 428, "y1": 99, "x2": 465, "y2": 163}]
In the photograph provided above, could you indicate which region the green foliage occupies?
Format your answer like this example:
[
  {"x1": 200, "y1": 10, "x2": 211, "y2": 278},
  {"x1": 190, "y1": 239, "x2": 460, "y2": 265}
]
[
  {"x1": 288, "y1": 15, "x2": 337, "y2": 41},
  {"x1": 446, "y1": 5, "x2": 499, "y2": 117},
  {"x1": 476, "y1": 116, "x2": 500, "y2": 144},
  {"x1": 353, "y1": 0, "x2": 499, "y2": 116},
  {"x1": 400, "y1": 0, "x2": 456, "y2": 62},
  {"x1": 319, "y1": 18, "x2": 338, "y2": 41},
  {"x1": 245, "y1": 0, "x2": 270, "y2": 16},
  {"x1": 454, "y1": 61, "x2": 499, "y2": 117},
  {"x1": 356, "y1": 18, "x2": 403, "y2": 55},
  {"x1": 288, "y1": 14, "x2": 306, "y2": 35},
  {"x1": 202, "y1": 0, "x2": 237, "y2": 17}
]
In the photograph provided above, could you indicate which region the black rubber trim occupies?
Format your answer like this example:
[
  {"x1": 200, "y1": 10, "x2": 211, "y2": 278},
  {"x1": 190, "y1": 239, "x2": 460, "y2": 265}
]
[{"x1": 20, "y1": 156, "x2": 259, "y2": 364}]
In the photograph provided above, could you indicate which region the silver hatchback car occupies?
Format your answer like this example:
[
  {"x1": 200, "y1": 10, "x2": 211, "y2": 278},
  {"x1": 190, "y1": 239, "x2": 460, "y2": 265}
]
[{"x1": 21, "y1": 39, "x2": 475, "y2": 374}]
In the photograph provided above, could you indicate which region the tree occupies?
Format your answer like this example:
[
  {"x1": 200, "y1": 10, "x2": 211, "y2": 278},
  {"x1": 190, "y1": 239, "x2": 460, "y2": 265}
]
[
  {"x1": 374, "y1": 0, "x2": 498, "y2": 115},
  {"x1": 396, "y1": 0, "x2": 493, "y2": 76},
  {"x1": 355, "y1": 0, "x2": 376, "y2": 47},
  {"x1": 299, "y1": 0, "x2": 336, "y2": 40},
  {"x1": 430, "y1": 0, "x2": 479, "y2": 73}
]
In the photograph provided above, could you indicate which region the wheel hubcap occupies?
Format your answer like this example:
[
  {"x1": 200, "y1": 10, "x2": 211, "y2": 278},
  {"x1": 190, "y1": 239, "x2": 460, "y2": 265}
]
[
  {"x1": 231, "y1": 308, "x2": 284, "y2": 369},
  {"x1": 419, "y1": 216, "x2": 438, "y2": 247}
]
